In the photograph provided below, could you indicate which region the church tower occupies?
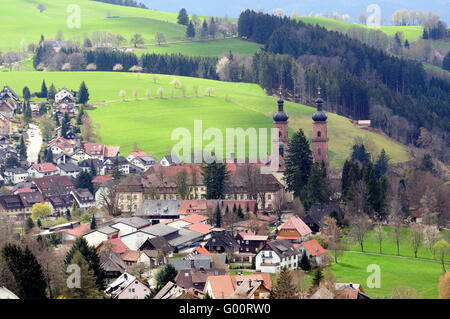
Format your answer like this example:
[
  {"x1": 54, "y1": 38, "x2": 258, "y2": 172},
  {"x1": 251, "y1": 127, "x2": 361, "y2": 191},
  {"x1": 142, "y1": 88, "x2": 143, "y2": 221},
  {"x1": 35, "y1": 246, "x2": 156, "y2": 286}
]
[
  {"x1": 312, "y1": 91, "x2": 329, "y2": 166},
  {"x1": 273, "y1": 91, "x2": 289, "y2": 158}
]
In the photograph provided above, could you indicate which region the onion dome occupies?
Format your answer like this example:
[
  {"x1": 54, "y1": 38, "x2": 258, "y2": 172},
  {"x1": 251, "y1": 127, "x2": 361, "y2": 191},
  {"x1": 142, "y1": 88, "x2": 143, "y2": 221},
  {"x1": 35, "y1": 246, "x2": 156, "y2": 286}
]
[
  {"x1": 312, "y1": 97, "x2": 328, "y2": 122},
  {"x1": 273, "y1": 98, "x2": 289, "y2": 122}
]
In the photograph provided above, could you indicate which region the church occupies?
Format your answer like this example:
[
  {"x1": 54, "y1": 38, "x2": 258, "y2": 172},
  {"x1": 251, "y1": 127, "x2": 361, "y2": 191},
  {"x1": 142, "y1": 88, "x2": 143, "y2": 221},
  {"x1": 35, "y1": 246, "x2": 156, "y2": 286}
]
[{"x1": 273, "y1": 89, "x2": 329, "y2": 170}]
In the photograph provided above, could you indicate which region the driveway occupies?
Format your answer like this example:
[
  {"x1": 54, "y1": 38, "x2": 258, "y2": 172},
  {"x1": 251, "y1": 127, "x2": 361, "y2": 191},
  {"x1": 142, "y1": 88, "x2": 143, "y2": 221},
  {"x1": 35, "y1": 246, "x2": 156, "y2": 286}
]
[{"x1": 26, "y1": 123, "x2": 43, "y2": 164}]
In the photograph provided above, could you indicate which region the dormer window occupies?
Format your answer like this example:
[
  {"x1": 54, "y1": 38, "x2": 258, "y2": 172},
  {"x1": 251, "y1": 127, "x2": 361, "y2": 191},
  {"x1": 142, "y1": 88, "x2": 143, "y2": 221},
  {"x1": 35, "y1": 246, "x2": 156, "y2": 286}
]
[{"x1": 317, "y1": 131, "x2": 321, "y2": 137}]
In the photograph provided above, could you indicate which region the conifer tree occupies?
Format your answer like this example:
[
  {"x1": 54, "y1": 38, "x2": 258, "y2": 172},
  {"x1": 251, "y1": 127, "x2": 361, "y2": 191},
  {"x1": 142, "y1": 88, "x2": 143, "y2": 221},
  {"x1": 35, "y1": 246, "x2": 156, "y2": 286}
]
[
  {"x1": 64, "y1": 237, "x2": 106, "y2": 290},
  {"x1": 40, "y1": 80, "x2": 48, "y2": 98},
  {"x1": 299, "y1": 251, "x2": 311, "y2": 271},
  {"x1": 186, "y1": 21, "x2": 195, "y2": 38},
  {"x1": 271, "y1": 266, "x2": 297, "y2": 299},
  {"x1": 19, "y1": 135, "x2": 27, "y2": 161},
  {"x1": 237, "y1": 204, "x2": 244, "y2": 218},
  {"x1": 22, "y1": 86, "x2": 31, "y2": 101},
  {"x1": 312, "y1": 268, "x2": 324, "y2": 287},
  {"x1": 201, "y1": 161, "x2": 230, "y2": 199},
  {"x1": 78, "y1": 81, "x2": 89, "y2": 105},
  {"x1": 2, "y1": 244, "x2": 47, "y2": 299},
  {"x1": 215, "y1": 203, "x2": 221, "y2": 227},
  {"x1": 90, "y1": 215, "x2": 97, "y2": 230},
  {"x1": 177, "y1": 8, "x2": 189, "y2": 26},
  {"x1": 48, "y1": 83, "x2": 56, "y2": 101}
]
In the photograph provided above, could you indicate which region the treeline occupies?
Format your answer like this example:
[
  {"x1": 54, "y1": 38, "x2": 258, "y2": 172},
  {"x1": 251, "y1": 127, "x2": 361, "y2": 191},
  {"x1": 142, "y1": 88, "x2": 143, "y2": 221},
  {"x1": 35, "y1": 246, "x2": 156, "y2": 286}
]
[
  {"x1": 237, "y1": 10, "x2": 450, "y2": 147},
  {"x1": 91, "y1": 0, "x2": 147, "y2": 9}
]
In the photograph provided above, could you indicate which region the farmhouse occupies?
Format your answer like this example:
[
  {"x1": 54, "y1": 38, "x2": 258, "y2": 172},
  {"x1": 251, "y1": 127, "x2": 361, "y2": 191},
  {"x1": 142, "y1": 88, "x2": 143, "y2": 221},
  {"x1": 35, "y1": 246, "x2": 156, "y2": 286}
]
[
  {"x1": 28, "y1": 163, "x2": 60, "y2": 178},
  {"x1": 116, "y1": 176, "x2": 144, "y2": 214},
  {"x1": 104, "y1": 273, "x2": 150, "y2": 299},
  {"x1": 255, "y1": 239, "x2": 300, "y2": 273},
  {"x1": 276, "y1": 215, "x2": 312, "y2": 242}
]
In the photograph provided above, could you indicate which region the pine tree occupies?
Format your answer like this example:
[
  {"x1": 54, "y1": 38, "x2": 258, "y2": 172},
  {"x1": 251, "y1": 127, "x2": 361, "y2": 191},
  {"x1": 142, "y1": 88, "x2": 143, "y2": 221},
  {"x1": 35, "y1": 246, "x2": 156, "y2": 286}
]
[
  {"x1": 25, "y1": 217, "x2": 35, "y2": 232},
  {"x1": 186, "y1": 21, "x2": 195, "y2": 38},
  {"x1": 78, "y1": 81, "x2": 90, "y2": 105},
  {"x1": 201, "y1": 161, "x2": 230, "y2": 199},
  {"x1": 63, "y1": 251, "x2": 104, "y2": 299},
  {"x1": 306, "y1": 163, "x2": 328, "y2": 208},
  {"x1": 64, "y1": 237, "x2": 106, "y2": 291},
  {"x1": 299, "y1": 251, "x2": 311, "y2": 271},
  {"x1": 77, "y1": 106, "x2": 85, "y2": 125},
  {"x1": 443, "y1": 50, "x2": 450, "y2": 71},
  {"x1": 374, "y1": 149, "x2": 389, "y2": 179},
  {"x1": 19, "y1": 135, "x2": 27, "y2": 161},
  {"x1": 76, "y1": 170, "x2": 94, "y2": 194},
  {"x1": 215, "y1": 203, "x2": 221, "y2": 227},
  {"x1": 283, "y1": 129, "x2": 313, "y2": 204},
  {"x1": 40, "y1": 80, "x2": 48, "y2": 98},
  {"x1": 112, "y1": 157, "x2": 122, "y2": 180},
  {"x1": 253, "y1": 203, "x2": 258, "y2": 216},
  {"x1": 201, "y1": 19, "x2": 209, "y2": 38},
  {"x1": 156, "y1": 263, "x2": 178, "y2": 287},
  {"x1": 237, "y1": 204, "x2": 244, "y2": 218},
  {"x1": 90, "y1": 160, "x2": 97, "y2": 177},
  {"x1": 271, "y1": 266, "x2": 297, "y2": 299},
  {"x1": 1, "y1": 244, "x2": 47, "y2": 299},
  {"x1": 312, "y1": 268, "x2": 323, "y2": 287},
  {"x1": 177, "y1": 8, "x2": 189, "y2": 26},
  {"x1": 90, "y1": 215, "x2": 97, "y2": 230},
  {"x1": 48, "y1": 83, "x2": 56, "y2": 101},
  {"x1": 22, "y1": 86, "x2": 31, "y2": 101}
]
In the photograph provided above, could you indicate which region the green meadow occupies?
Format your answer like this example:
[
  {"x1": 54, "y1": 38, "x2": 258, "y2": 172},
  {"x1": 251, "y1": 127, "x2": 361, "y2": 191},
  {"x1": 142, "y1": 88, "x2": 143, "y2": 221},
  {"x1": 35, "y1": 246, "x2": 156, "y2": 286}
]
[
  {"x1": 0, "y1": 71, "x2": 409, "y2": 164},
  {"x1": 299, "y1": 17, "x2": 425, "y2": 42},
  {"x1": 0, "y1": 0, "x2": 256, "y2": 57},
  {"x1": 331, "y1": 252, "x2": 444, "y2": 298}
]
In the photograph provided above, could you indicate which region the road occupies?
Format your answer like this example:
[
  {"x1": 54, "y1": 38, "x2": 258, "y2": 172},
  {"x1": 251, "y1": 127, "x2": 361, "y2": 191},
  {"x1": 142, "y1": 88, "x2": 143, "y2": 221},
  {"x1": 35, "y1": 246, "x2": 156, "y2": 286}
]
[{"x1": 26, "y1": 124, "x2": 43, "y2": 165}]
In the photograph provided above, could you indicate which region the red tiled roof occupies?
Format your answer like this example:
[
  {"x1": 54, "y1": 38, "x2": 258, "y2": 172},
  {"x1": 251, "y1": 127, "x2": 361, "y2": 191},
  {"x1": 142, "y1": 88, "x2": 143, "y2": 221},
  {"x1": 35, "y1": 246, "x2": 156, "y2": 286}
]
[
  {"x1": 98, "y1": 238, "x2": 129, "y2": 254},
  {"x1": 301, "y1": 239, "x2": 326, "y2": 256},
  {"x1": 181, "y1": 214, "x2": 208, "y2": 224},
  {"x1": 31, "y1": 163, "x2": 58, "y2": 173},
  {"x1": 105, "y1": 146, "x2": 120, "y2": 158},
  {"x1": 207, "y1": 275, "x2": 236, "y2": 298},
  {"x1": 17, "y1": 188, "x2": 34, "y2": 193},
  {"x1": 194, "y1": 246, "x2": 210, "y2": 255},
  {"x1": 121, "y1": 250, "x2": 141, "y2": 262},
  {"x1": 129, "y1": 151, "x2": 147, "y2": 158},
  {"x1": 92, "y1": 175, "x2": 113, "y2": 184},
  {"x1": 279, "y1": 216, "x2": 312, "y2": 237},
  {"x1": 84, "y1": 143, "x2": 105, "y2": 156},
  {"x1": 188, "y1": 223, "x2": 213, "y2": 235},
  {"x1": 178, "y1": 200, "x2": 208, "y2": 214},
  {"x1": 63, "y1": 223, "x2": 90, "y2": 237}
]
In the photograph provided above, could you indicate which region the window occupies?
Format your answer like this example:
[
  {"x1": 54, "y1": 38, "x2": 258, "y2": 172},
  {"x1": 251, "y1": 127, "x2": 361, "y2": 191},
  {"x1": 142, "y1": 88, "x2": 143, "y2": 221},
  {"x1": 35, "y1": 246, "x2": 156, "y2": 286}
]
[
  {"x1": 318, "y1": 148, "x2": 321, "y2": 155},
  {"x1": 318, "y1": 131, "x2": 321, "y2": 137}
]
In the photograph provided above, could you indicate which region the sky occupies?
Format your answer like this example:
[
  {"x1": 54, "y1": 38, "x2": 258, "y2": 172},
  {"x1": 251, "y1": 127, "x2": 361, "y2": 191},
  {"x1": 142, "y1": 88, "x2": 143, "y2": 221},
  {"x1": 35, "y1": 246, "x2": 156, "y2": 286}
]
[{"x1": 143, "y1": 0, "x2": 450, "y2": 24}]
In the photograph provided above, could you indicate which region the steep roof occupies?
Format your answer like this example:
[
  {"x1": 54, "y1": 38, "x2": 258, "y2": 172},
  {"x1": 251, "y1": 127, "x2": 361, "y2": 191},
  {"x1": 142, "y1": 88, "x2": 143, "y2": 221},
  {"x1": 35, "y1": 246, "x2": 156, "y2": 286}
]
[
  {"x1": 31, "y1": 163, "x2": 58, "y2": 173},
  {"x1": 263, "y1": 239, "x2": 298, "y2": 258},
  {"x1": 278, "y1": 216, "x2": 312, "y2": 238},
  {"x1": 98, "y1": 238, "x2": 129, "y2": 254},
  {"x1": 301, "y1": 239, "x2": 326, "y2": 256}
]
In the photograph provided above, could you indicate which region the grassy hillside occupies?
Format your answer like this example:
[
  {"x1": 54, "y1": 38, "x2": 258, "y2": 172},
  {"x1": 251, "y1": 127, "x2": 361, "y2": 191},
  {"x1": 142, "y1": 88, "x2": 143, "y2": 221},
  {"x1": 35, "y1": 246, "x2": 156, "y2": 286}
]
[
  {"x1": 299, "y1": 17, "x2": 424, "y2": 42},
  {"x1": 0, "y1": 0, "x2": 259, "y2": 57},
  {"x1": 0, "y1": 71, "x2": 409, "y2": 164}
]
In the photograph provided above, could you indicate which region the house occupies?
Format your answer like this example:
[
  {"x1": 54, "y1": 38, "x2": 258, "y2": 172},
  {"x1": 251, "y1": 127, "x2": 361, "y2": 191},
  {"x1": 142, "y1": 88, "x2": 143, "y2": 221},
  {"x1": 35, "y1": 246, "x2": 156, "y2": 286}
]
[
  {"x1": 160, "y1": 154, "x2": 179, "y2": 166},
  {"x1": 103, "y1": 156, "x2": 130, "y2": 175},
  {"x1": 178, "y1": 200, "x2": 210, "y2": 217},
  {"x1": 334, "y1": 283, "x2": 370, "y2": 299},
  {"x1": 0, "y1": 286, "x2": 19, "y2": 299},
  {"x1": 134, "y1": 200, "x2": 182, "y2": 223},
  {"x1": 121, "y1": 250, "x2": 142, "y2": 266},
  {"x1": 61, "y1": 223, "x2": 90, "y2": 242},
  {"x1": 84, "y1": 143, "x2": 106, "y2": 161},
  {"x1": 235, "y1": 230, "x2": 268, "y2": 255},
  {"x1": 187, "y1": 223, "x2": 214, "y2": 237},
  {"x1": 78, "y1": 159, "x2": 103, "y2": 175},
  {"x1": 48, "y1": 137, "x2": 76, "y2": 156},
  {"x1": 137, "y1": 236, "x2": 173, "y2": 257},
  {"x1": 54, "y1": 153, "x2": 73, "y2": 165},
  {"x1": 71, "y1": 149, "x2": 91, "y2": 163},
  {"x1": 116, "y1": 176, "x2": 144, "y2": 214},
  {"x1": 104, "y1": 273, "x2": 150, "y2": 299},
  {"x1": 83, "y1": 225, "x2": 120, "y2": 247},
  {"x1": 255, "y1": 239, "x2": 301, "y2": 273},
  {"x1": 127, "y1": 151, "x2": 148, "y2": 162},
  {"x1": 0, "y1": 114, "x2": 12, "y2": 135},
  {"x1": 108, "y1": 217, "x2": 151, "y2": 237},
  {"x1": 99, "y1": 251, "x2": 128, "y2": 284},
  {"x1": 58, "y1": 163, "x2": 80, "y2": 178},
  {"x1": 169, "y1": 256, "x2": 212, "y2": 272},
  {"x1": 32, "y1": 175, "x2": 75, "y2": 197},
  {"x1": 153, "y1": 281, "x2": 204, "y2": 299},
  {"x1": 299, "y1": 239, "x2": 327, "y2": 264},
  {"x1": 276, "y1": 215, "x2": 312, "y2": 242},
  {"x1": 204, "y1": 273, "x2": 272, "y2": 299},
  {"x1": 18, "y1": 191, "x2": 45, "y2": 217},
  {"x1": 104, "y1": 146, "x2": 120, "y2": 159},
  {"x1": 28, "y1": 163, "x2": 59, "y2": 178},
  {"x1": 175, "y1": 268, "x2": 227, "y2": 291},
  {"x1": 46, "y1": 194, "x2": 74, "y2": 216},
  {"x1": 54, "y1": 88, "x2": 75, "y2": 106},
  {"x1": 131, "y1": 156, "x2": 156, "y2": 171},
  {"x1": 303, "y1": 204, "x2": 345, "y2": 233},
  {"x1": 4, "y1": 168, "x2": 28, "y2": 184},
  {"x1": 97, "y1": 238, "x2": 130, "y2": 255},
  {"x1": 71, "y1": 188, "x2": 95, "y2": 211},
  {"x1": 0, "y1": 194, "x2": 26, "y2": 219},
  {"x1": 204, "y1": 230, "x2": 240, "y2": 254}
]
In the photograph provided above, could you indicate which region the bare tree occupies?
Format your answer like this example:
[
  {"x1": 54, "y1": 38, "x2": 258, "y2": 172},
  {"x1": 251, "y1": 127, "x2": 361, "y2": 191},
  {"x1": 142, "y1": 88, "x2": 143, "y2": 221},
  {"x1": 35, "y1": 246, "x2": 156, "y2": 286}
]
[
  {"x1": 358, "y1": 12, "x2": 367, "y2": 24},
  {"x1": 173, "y1": 168, "x2": 192, "y2": 200},
  {"x1": 293, "y1": 271, "x2": 312, "y2": 299},
  {"x1": 81, "y1": 114, "x2": 98, "y2": 142},
  {"x1": 373, "y1": 225, "x2": 387, "y2": 254},
  {"x1": 321, "y1": 216, "x2": 345, "y2": 263},
  {"x1": 409, "y1": 225, "x2": 424, "y2": 258},
  {"x1": 423, "y1": 225, "x2": 441, "y2": 255},
  {"x1": 389, "y1": 199, "x2": 403, "y2": 256},
  {"x1": 99, "y1": 182, "x2": 120, "y2": 216},
  {"x1": 349, "y1": 215, "x2": 371, "y2": 252},
  {"x1": 272, "y1": 189, "x2": 288, "y2": 222}
]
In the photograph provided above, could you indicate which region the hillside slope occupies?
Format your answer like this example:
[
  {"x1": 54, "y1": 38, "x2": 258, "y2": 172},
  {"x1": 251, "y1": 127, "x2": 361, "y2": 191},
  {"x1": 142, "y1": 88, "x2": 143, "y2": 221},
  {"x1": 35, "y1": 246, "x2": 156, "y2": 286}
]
[{"x1": 0, "y1": 71, "x2": 409, "y2": 166}]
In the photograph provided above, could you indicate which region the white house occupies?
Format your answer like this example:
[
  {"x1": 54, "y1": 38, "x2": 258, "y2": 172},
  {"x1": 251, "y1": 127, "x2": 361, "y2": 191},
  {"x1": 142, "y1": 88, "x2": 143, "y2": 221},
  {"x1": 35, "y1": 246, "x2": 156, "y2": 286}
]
[
  {"x1": 4, "y1": 168, "x2": 28, "y2": 184},
  {"x1": 71, "y1": 149, "x2": 91, "y2": 163},
  {"x1": 104, "y1": 273, "x2": 150, "y2": 299},
  {"x1": 71, "y1": 188, "x2": 96, "y2": 211},
  {"x1": 58, "y1": 163, "x2": 80, "y2": 178},
  {"x1": 108, "y1": 217, "x2": 151, "y2": 237},
  {"x1": 120, "y1": 231, "x2": 155, "y2": 251},
  {"x1": 255, "y1": 239, "x2": 300, "y2": 273},
  {"x1": 54, "y1": 88, "x2": 75, "y2": 104},
  {"x1": 27, "y1": 163, "x2": 59, "y2": 178},
  {"x1": 83, "y1": 225, "x2": 119, "y2": 247}
]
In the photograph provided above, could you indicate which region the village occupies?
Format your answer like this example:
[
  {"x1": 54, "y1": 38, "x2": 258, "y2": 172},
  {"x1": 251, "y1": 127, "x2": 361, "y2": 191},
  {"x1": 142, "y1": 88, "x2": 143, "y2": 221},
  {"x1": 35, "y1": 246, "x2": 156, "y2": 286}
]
[{"x1": 0, "y1": 81, "x2": 376, "y2": 300}]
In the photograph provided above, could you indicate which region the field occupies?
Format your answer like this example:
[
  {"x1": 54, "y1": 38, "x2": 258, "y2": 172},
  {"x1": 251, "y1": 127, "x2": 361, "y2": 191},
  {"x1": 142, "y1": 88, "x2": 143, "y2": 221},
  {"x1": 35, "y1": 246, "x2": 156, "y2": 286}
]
[
  {"x1": 137, "y1": 38, "x2": 262, "y2": 57},
  {"x1": 330, "y1": 252, "x2": 444, "y2": 298},
  {"x1": 0, "y1": 0, "x2": 257, "y2": 56},
  {"x1": 345, "y1": 226, "x2": 450, "y2": 261},
  {"x1": 0, "y1": 71, "x2": 409, "y2": 164},
  {"x1": 299, "y1": 17, "x2": 425, "y2": 42}
]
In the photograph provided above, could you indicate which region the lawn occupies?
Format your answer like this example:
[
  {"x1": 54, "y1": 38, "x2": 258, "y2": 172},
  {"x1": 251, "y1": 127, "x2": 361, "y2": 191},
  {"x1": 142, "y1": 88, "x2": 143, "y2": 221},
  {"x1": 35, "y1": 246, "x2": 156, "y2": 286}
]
[
  {"x1": 330, "y1": 252, "x2": 444, "y2": 298},
  {"x1": 0, "y1": 71, "x2": 409, "y2": 164},
  {"x1": 136, "y1": 38, "x2": 262, "y2": 57},
  {"x1": 345, "y1": 225, "x2": 450, "y2": 262}
]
